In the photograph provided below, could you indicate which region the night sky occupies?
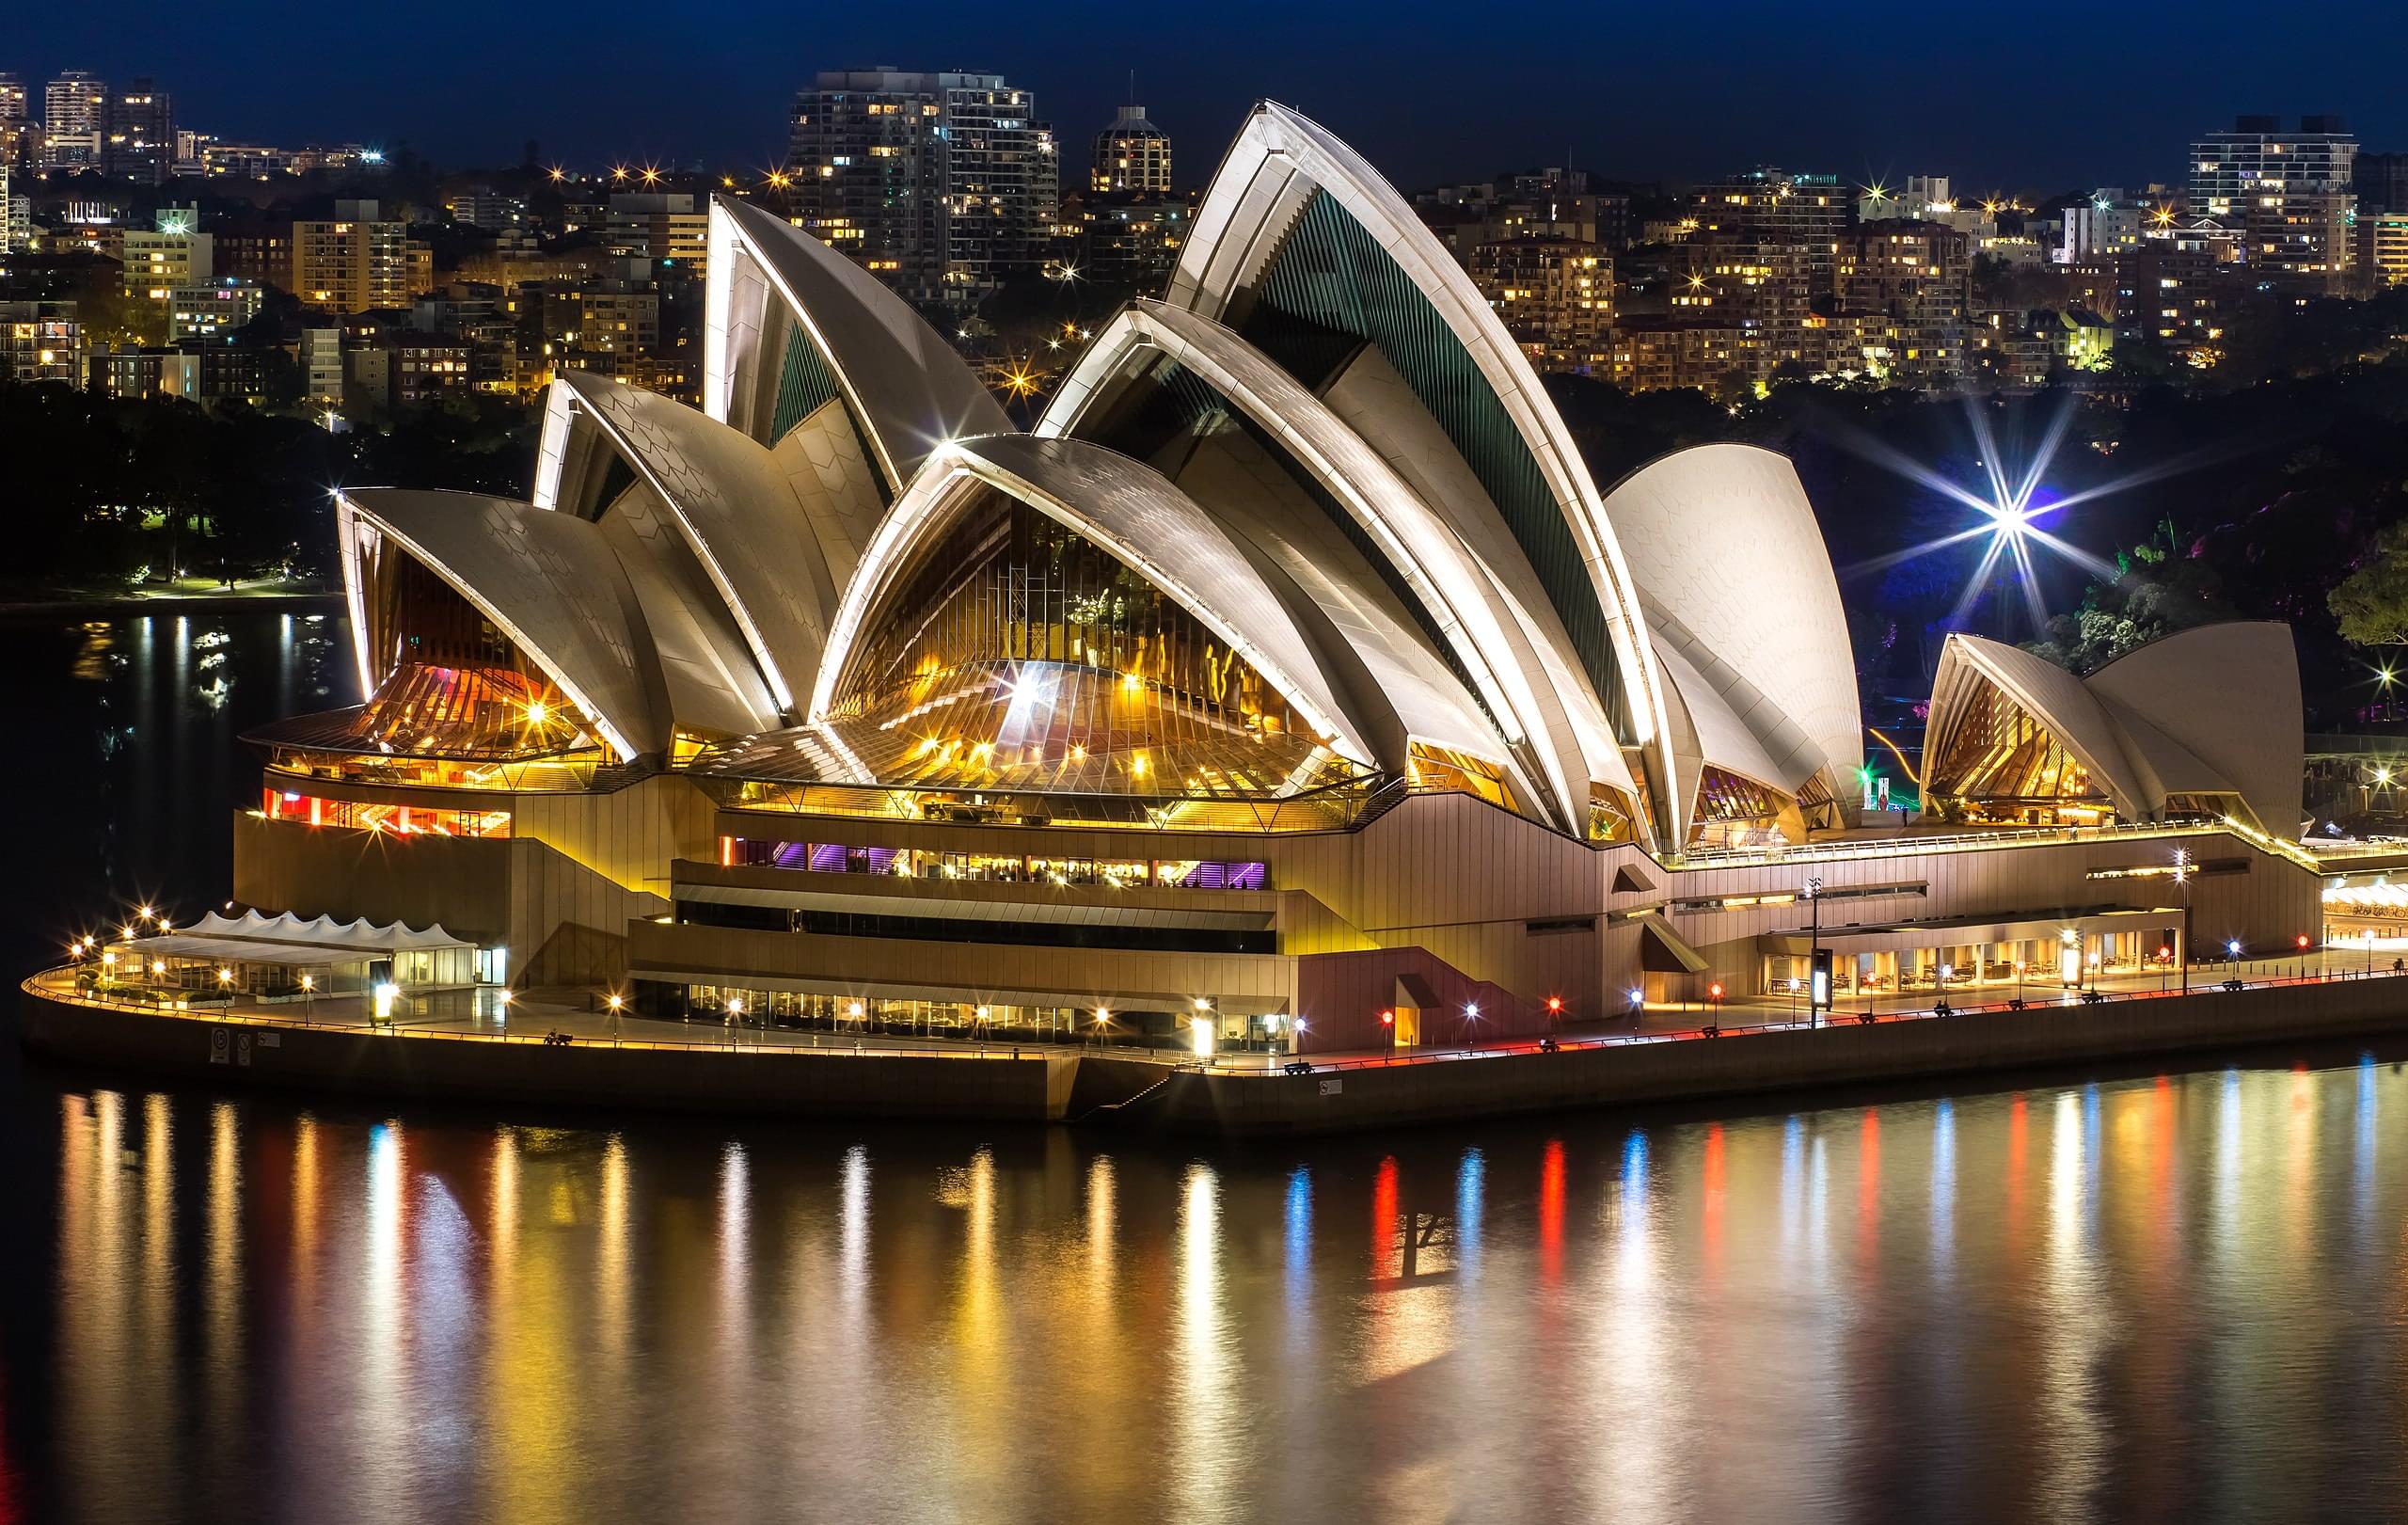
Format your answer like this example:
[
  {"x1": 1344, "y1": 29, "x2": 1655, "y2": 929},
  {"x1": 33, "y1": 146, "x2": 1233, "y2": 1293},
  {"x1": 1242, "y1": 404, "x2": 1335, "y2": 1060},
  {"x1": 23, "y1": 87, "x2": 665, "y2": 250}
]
[{"x1": 16, "y1": 0, "x2": 2408, "y2": 194}]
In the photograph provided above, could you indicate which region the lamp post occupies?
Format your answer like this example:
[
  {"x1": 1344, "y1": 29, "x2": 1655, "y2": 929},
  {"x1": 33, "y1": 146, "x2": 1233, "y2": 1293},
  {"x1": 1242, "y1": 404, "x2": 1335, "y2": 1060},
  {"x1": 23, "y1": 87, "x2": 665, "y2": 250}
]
[
  {"x1": 300, "y1": 973, "x2": 315, "y2": 1025},
  {"x1": 1804, "y1": 876, "x2": 1824, "y2": 1030},
  {"x1": 727, "y1": 994, "x2": 743, "y2": 1049},
  {"x1": 607, "y1": 992, "x2": 625, "y2": 1046},
  {"x1": 2174, "y1": 847, "x2": 2192, "y2": 996}
]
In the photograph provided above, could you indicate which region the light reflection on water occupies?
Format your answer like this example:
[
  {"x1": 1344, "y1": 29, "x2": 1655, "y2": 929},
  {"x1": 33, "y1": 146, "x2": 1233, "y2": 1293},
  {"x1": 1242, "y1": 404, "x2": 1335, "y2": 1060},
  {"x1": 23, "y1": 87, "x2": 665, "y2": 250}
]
[
  {"x1": 11, "y1": 613, "x2": 2408, "y2": 1520},
  {"x1": 13, "y1": 1060, "x2": 2408, "y2": 1523},
  {"x1": 3, "y1": 612, "x2": 345, "y2": 974}
]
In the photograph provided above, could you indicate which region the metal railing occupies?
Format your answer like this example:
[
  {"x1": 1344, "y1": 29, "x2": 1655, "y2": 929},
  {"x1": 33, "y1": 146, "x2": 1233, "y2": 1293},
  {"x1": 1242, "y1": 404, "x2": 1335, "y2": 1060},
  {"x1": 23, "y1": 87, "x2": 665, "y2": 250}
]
[
  {"x1": 1671, "y1": 816, "x2": 2321, "y2": 873},
  {"x1": 1213, "y1": 961, "x2": 2408, "y2": 1077},
  {"x1": 22, "y1": 976, "x2": 1077, "y2": 1062}
]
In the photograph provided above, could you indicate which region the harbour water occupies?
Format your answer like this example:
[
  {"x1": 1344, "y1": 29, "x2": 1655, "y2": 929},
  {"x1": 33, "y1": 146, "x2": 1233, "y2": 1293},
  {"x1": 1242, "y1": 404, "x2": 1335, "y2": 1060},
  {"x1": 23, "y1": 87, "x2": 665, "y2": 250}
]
[{"x1": 6, "y1": 613, "x2": 2408, "y2": 1522}]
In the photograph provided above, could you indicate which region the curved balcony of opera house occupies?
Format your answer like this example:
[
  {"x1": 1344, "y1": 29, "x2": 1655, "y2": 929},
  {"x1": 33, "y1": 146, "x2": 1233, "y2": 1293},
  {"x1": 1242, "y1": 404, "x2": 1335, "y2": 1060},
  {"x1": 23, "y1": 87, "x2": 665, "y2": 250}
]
[
  {"x1": 244, "y1": 665, "x2": 629, "y2": 794},
  {"x1": 684, "y1": 658, "x2": 1391, "y2": 834}
]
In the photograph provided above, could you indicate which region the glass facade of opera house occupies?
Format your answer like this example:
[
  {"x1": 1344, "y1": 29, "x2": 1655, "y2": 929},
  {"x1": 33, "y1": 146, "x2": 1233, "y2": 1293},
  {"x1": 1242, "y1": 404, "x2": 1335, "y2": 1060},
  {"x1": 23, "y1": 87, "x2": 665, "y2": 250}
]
[{"x1": 213, "y1": 103, "x2": 2323, "y2": 1054}]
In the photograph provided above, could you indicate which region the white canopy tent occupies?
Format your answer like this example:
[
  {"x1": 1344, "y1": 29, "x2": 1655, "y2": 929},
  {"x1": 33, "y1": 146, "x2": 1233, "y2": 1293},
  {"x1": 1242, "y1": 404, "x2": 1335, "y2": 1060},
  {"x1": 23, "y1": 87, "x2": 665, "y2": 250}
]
[{"x1": 112, "y1": 911, "x2": 480, "y2": 995}]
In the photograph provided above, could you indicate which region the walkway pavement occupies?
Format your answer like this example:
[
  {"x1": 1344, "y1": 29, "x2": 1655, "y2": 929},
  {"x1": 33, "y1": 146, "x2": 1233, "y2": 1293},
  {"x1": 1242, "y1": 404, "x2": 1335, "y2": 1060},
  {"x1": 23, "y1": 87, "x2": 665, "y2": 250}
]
[{"x1": 33, "y1": 946, "x2": 2408, "y2": 1079}]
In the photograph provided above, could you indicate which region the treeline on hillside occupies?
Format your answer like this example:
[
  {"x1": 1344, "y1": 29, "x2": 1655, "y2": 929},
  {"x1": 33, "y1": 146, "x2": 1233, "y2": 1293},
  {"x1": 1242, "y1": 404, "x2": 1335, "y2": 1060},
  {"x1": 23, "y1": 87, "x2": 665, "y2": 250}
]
[{"x1": 0, "y1": 383, "x2": 538, "y2": 594}]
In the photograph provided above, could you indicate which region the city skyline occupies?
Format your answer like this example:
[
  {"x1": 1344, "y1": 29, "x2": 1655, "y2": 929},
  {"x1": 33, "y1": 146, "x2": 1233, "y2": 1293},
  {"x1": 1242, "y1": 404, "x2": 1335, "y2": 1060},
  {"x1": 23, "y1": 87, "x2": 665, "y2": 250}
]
[{"x1": 14, "y1": 0, "x2": 2408, "y2": 192}]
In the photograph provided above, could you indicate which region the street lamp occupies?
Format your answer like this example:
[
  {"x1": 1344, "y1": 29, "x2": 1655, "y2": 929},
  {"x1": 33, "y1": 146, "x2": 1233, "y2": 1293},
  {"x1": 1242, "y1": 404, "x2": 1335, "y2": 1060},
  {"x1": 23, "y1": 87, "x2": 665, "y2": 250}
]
[
  {"x1": 300, "y1": 973, "x2": 315, "y2": 1025},
  {"x1": 1804, "y1": 876, "x2": 1825, "y2": 1028},
  {"x1": 492, "y1": 986, "x2": 508, "y2": 1030},
  {"x1": 1093, "y1": 1005, "x2": 1111, "y2": 1049},
  {"x1": 607, "y1": 991, "x2": 626, "y2": 1045},
  {"x1": 727, "y1": 994, "x2": 743, "y2": 1048},
  {"x1": 2174, "y1": 847, "x2": 2192, "y2": 995}
]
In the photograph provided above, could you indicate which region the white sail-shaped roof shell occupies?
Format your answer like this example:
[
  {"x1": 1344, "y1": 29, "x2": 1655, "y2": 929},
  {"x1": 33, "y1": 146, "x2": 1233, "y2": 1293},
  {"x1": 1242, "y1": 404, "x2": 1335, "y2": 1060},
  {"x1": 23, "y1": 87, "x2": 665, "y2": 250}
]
[
  {"x1": 2082, "y1": 622, "x2": 2302, "y2": 834},
  {"x1": 704, "y1": 196, "x2": 1006, "y2": 487},
  {"x1": 815, "y1": 434, "x2": 1376, "y2": 768},
  {"x1": 529, "y1": 369, "x2": 833, "y2": 712},
  {"x1": 1599, "y1": 443, "x2": 1864, "y2": 832},
  {"x1": 1925, "y1": 627, "x2": 2301, "y2": 834},
  {"x1": 1037, "y1": 298, "x2": 1626, "y2": 832},
  {"x1": 336, "y1": 488, "x2": 661, "y2": 760},
  {"x1": 1160, "y1": 100, "x2": 1674, "y2": 810}
]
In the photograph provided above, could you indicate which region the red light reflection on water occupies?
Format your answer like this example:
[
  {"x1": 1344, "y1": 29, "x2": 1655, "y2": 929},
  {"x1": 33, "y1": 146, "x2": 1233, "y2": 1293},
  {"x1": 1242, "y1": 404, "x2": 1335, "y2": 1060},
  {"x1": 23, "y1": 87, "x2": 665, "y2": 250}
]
[{"x1": 1538, "y1": 1139, "x2": 1565, "y2": 1286}]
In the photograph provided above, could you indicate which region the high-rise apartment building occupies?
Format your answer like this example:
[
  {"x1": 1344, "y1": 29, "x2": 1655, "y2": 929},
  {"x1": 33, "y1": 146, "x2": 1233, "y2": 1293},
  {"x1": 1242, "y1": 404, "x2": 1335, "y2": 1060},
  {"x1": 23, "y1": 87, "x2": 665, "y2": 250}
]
[
  {"x1": 292, "y1": 200, "x2": 430, "y2": 312},
  {"x1": 0, "y1": 167, "x2": 29, "y2": 252},
  {"x1": 106, "y1": 78, "x2": 172, "y2": 184},
  {"x1": 2357, "y1": 213, "x2": 2408, "y2": 293},
  {"x1": 299, "y1": 327, "x2": 344, "y2": 407},
  {"x1": 2355, "y1": 151, "x2": 2408, "y2": 217},
  {"x1": 605, "y1": 194, "x2": 708, "y2": 277},
  {"x1": 1090, "y1": 104, "x2": 1169, "y2": 194},
  {"x1": 42, "y1": 71, "x2": 106, "y2": 172},
  {"x1": 1691, "y1": 167, "x2": 1846, "y2": 293},
  {"x1": 0, "y1": 73, "x2": 28, "y2": 169},
  {"x1": 2190, "y1": 114, "x2": 2357, "y2": 291},
  {"x1": 1837, "y1": 220, "x2": 1973, "y2": 385},
  {"x1": 787, "y1": 69, "x2": 1057, "y2": 302},
  {"x1": 0, "y1": 74, "x2": 25, "y2": 126},
  {"x1": 1470, "y1": 236, "x2": 1613, "y2": 373}
]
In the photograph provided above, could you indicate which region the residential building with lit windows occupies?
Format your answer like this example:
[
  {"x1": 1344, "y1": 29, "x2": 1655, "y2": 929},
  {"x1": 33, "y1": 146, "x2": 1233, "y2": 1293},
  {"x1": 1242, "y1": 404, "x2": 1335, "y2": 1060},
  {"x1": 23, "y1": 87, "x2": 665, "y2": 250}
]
[
  {"x1": 120, "y1": 213, "x2": 214, "y2": 310},
  {"x1": 1969, "y1": 307, "x2": 2114, "y2": 389},
  {"x1": 1, "y1": 301, "x2": 81, "y2": 384},
  {"x1": 1608, "y1": 319, "x2": 1743, "y2": 393},
  {"x1": 1691, "y1": 167, "x2": 1846, "y2": 293},
  {"x1": 104, "y1": 78, "x2": 172, "y2": 184},
  {"x1": 292, "y1": 201, "x2": 430, "y2": 312},
  {"x1": 605, "y1": 194, "x2": 708, "y2": 279},
  {"x1": 786, "y1": 69, "x2": 1056, "y2": 302},
  {"x1": 41, "y1": 71, "x2": 106, "y2": 172},
  {"x1": 2191, "y1": 114, "x2": 2357, "y2": 293},
  {"x1": 1090, "y1": 103, "x2": 1170, "y2": 194},
  {"x1": 1469, "y1": 236, "x2": 1612, "y2": 372},
  {"x1": 2353, "y1": 213, "x2": 2408, "y2": 294},
  {"x1": 228, "y1": 103, "x2": 2320, "y2": 1054},
  {"x1": 1836, "y1": 220, "x2": 1973, "y2": 385},
  {"x1": 166, "y1": 278, "x2": 265, "y2": 342},
  {"x1": 0, "y1": 167, "x2": 29, "y2": 253}
]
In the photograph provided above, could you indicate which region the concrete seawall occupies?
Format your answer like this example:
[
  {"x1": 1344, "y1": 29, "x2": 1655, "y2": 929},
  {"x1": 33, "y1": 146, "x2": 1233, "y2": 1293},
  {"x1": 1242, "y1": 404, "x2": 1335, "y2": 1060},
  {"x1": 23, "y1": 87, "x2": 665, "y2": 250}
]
[
  {"x1": 17, "y1": 991, "x2": 1087, "y2": 1123},
  {"x1": 1142, "y1": 978, "x2": 2408, "y2": 1135},
  {"x1": 25, "y1": 977, "x2": 2408, "y2": 1136}
]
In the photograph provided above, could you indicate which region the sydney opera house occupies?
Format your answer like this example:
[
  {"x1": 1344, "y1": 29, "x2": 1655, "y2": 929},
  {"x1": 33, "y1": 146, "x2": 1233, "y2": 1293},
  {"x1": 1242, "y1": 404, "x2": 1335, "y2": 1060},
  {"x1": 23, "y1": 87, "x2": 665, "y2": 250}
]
[{"x1": 232, "y1": 103, "x2": 2321, "y2": 1054}]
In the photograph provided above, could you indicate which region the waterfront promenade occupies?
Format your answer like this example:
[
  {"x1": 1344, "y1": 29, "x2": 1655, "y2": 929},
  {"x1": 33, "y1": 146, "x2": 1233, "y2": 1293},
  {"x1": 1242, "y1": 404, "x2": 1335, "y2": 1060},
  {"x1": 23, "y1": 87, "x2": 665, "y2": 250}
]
[{"x1": 24, "y1": 950, "x2": 2408, "y2": 1135}]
